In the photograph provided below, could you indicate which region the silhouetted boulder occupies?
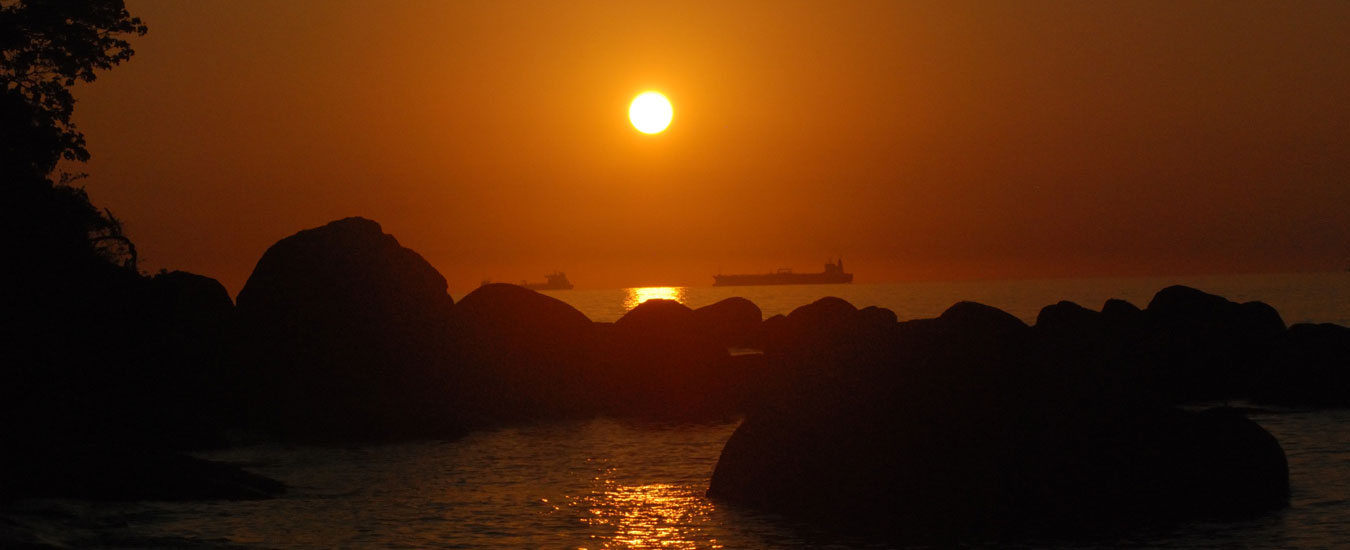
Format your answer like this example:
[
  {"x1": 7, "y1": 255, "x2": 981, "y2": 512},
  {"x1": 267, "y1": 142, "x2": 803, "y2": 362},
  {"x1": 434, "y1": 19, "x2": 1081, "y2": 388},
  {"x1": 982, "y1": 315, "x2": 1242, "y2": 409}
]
[
  {"x1": 858, "y1": 305, "x2": 898, "y2": 325},
  {"x1": 755, "y1": 298, "x2": 906, "y2": 400},
  {"x1": 235, "y1": 217, "x2": 458, "y2": 441},
  {"x1": 114, "y1": 270, "x2": 239, "y2": 448},
  {"x1": 787, "y1": 295, "x2": 858, "y2": 325},
  {"x1": 3, "y1": 265, "x2": 242, "y2": 450},
  {"x1": 1100, "y1": 298, "x2": 1148, "y2": 342},
  {"x1": 596, "y1": 299, "x2": 738, "y2": 419},
  {"x1": 0, "y1": 445, "x2": 284, "y2": 502},
  {"x1": 1036, "y1": 300, "x2": 1101, "y2": 332},
  {"x1": 763, "y1": 297, "x2": 859, "y2": 355},
  {"x1": 709, "y1": 298, "x2": 1290, "y2": 542},
  {"x1": 143, "y1": 270, "x2": 233, "y2": 321},
  {"x1": 1140, "y1": 286, "x2": 1287, "y2": 402},
  {"x1": 1031, "y1": 300, "x2": 1150, "y2": 406},
  {"x1": 449, "y1": 283, "x2": 598, "y2": 422},
  {"x1": 1253, "y1": 323, "x2": 1350, "y2": 407},
  {"x1": 1102, "y1": 297, "x2": 1143, "y2": 318},
  {"x1": 760, "y1": 313, "x2": 788, "y2": 346},
  {"x1": 692, "y1": 297, "x2": 762, "y2": 348},
  {"x1": 615, "y1": 298, "x2": 700, "y2": 336}
]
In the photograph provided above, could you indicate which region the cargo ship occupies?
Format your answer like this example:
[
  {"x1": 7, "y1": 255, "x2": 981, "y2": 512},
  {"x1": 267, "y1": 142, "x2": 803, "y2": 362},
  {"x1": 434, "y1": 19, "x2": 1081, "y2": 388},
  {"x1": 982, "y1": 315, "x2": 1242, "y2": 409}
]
[
  {"x1": 713, "y1": 259, "x2": 853, "y2": 286},
  {"x1": 520, "y1": 271, "x2": 574, "y2": 290}
]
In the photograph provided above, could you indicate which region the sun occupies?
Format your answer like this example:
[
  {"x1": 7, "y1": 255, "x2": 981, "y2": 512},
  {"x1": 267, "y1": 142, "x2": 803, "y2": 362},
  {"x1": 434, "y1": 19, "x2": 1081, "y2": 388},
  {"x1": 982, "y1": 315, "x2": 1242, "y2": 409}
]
[{"x1": 629, "y1": 91, "x2": 673, "y2": 134}]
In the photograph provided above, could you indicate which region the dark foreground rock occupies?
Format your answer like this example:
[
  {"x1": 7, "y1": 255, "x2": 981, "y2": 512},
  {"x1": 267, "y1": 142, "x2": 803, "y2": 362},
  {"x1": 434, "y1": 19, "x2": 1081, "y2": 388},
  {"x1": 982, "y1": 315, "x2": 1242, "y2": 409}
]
[
  {"x1": 692, "y1": 297, "x2": 763, "y2": 348},
  {"x1": 1254, "y1": 322, "x2": 1350, "y2": 407},
  {"x1": 0, "y1": 446, "x2": 284, "y2": 502},
  {"x1": 116, "y1": 270, "x2": 239, "y2": 448},
  {"x1": 449, "y1": 283, "x2": 600, "y2": 422},
  {"x1": 708, "y1": 297, "x2": 1290, "y2": 542},
  {"x1": 595, "y1": 299, "x2": 746, "y2": 419},
  {"x1": 1034, "y1": 286, "x2": 1348, "y2": 408},
  {"x1": 1139, "y1": 285, "x2": 1287, "y2": 402},
  {"x1": 3, "y1": 265, "x2": 242, "y2": 451},
  {"x1": 235, "y1": 217, "x2": 459, "y2": 441}
]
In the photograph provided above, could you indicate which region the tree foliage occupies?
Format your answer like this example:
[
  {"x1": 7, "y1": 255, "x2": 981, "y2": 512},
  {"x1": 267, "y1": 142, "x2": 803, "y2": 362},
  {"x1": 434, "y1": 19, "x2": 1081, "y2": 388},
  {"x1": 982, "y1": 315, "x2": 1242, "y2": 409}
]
[{"x1": 1, "y1": 0, "x2": 146, "y2": 179}]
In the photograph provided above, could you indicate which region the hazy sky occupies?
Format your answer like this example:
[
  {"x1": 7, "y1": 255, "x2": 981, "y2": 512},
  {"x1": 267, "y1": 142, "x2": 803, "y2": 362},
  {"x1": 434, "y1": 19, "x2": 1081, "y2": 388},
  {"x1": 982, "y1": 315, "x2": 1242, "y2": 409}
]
[{"x1": 73, "y1": 1, "x2": 1350, "y2": 296}]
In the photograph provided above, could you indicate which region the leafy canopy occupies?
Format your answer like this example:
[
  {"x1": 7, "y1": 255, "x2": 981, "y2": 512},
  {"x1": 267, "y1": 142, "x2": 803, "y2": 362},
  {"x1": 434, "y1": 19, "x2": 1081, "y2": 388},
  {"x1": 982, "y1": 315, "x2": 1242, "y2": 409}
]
[{"x1": 1, "y1": 0, "x2": 146, "y2": 176}]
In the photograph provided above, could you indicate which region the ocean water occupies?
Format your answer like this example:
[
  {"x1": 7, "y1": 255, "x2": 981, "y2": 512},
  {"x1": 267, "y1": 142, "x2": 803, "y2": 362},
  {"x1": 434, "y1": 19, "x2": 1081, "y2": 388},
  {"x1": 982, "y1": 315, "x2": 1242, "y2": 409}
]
[
  {"x1": 9, "y1": 411, "x2": 1348, "y2": 549},
  {"x1": 6, "y1": 272, "x2": 1349, "y2": 549}
]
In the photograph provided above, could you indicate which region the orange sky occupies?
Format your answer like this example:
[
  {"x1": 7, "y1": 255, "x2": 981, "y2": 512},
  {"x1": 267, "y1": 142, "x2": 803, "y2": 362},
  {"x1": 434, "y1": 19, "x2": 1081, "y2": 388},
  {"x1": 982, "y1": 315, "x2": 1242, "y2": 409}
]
[{"x1": 72, "y1": 1, "x2": 1350, "y2": 297}]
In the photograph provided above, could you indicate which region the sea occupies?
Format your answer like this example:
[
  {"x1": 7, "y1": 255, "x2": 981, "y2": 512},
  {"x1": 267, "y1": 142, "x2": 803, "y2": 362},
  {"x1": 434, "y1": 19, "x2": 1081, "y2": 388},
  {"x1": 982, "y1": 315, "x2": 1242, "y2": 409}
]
[{"x1": 6, "y1": 272, "x2": 1349, "y2": 549}]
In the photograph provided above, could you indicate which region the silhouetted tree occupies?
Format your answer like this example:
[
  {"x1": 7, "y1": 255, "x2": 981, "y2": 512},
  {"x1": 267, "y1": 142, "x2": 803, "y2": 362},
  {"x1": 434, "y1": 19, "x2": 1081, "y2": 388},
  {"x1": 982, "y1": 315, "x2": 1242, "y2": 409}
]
[
  {"x1": 1, "y1": 0, "x2": 145, "y2": 274},
  {"x1": 1, "y1": 0, "x2": 146, "y2": 179},
  {"x1": 2, "y1": 1, "x2": 150, "y2": 446}
]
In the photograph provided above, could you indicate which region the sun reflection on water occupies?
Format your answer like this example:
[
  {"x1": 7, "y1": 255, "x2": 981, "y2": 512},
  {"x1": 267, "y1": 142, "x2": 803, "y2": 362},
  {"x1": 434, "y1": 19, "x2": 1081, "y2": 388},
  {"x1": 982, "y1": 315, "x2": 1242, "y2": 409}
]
[
  {"x1": 574, "y1": 479, "x2": 721, "y2": 549},
  {"x1": 623, "y1": 287, "x2": 689, "y2": 312}
]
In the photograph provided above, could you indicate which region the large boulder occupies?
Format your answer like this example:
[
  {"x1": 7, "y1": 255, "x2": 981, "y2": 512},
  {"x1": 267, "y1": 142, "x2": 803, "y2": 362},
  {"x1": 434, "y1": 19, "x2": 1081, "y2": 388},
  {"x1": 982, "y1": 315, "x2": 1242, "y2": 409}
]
[
  {"x1": 1253, "y1": 322, "x2": 1350, "y2": 407},
  {"x1": 692, "y1": 297, "x2": 762, "y2": 349},
  {"x1": 596, "y1": 299, "x2": 738, "y2": 419},
  {"x1": 1033, "y1": 300, "x2": 1153, "y2": 407},
  {"x1": 3, "y1": 268, "x2": 240, "y2": 450},
  {"x1": 448, "y1": 283, "x2": 599, "y2": 422},
  {"x1": 142, "y1": 270, "x2": 234, "y2": 322},
  {"x1": 763, "y1": 297, "x2": 868, "y2": 358},
  {"x1": 116, "y1": 271, "x2": 239, "y2": 448},
  {"x1": 708, "y1": 299, "x2": 1290, "y2": 542},
  {"x1": 0, "y1": 445, "x2": 285, "y2": 502},
  {"x1": 235, "y1": 217, "x2": 458, "y2": 441},
  {"x1": 710, "y1": 403, "x2": 1287, "y2": 541},
  {"x1": 1139, "y1": 285, "x2": 1287, "y2": 401}
]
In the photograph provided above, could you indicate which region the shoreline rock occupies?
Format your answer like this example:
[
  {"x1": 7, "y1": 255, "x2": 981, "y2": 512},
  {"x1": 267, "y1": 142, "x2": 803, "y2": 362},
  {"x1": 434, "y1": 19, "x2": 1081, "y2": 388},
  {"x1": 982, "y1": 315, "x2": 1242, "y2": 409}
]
[
  {"x1": 1, "y1": 445, "x2": 284, "y2": 502},
  {"x1": 708, "y1": 296, "x2": 1293, "y2": 541}
]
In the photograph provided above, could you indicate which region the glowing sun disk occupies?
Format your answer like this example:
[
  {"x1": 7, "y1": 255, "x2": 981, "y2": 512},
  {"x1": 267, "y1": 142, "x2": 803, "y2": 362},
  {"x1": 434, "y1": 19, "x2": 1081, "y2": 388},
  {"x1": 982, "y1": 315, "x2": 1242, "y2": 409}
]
[{"x1": 629, "y1": 92, "x2": 673, "y2": 134}]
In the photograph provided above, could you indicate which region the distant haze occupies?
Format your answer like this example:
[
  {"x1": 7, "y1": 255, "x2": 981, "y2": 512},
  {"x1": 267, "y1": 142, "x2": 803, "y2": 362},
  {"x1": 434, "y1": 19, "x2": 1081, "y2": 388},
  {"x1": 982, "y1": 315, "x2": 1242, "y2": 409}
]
[{"x1": 73, "y1": 1, "x2": 1350, "y2": 297}]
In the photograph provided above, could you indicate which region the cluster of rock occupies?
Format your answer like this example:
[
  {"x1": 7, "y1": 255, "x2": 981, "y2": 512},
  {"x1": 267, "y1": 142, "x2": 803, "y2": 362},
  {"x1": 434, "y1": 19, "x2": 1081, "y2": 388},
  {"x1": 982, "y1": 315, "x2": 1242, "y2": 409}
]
[
  {"x1": 8, "y1": 215, "x2": 1348, "y2": 538},
  {"x1": 220, "y1": 217, "x2": 771, "y2": 442},
  {"x1": 3, "y1": 255, "x2": 278, "y2": 501},
  {"x1": 178, "y1": 217, "x2": 1350, "y2": 446},
  {"x1": 709, "y1": 296, "x2": 1297, "y2": 540},
  {"x1": 219, "y1": 217, "x2": 1343, "y2": 536}
]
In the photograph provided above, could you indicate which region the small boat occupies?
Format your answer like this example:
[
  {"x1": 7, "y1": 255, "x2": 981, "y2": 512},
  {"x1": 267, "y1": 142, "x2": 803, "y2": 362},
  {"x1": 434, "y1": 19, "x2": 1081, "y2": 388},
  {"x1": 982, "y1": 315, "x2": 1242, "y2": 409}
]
[{"x1": 521, "y1": 271, "x2": 574, "y2": 290}]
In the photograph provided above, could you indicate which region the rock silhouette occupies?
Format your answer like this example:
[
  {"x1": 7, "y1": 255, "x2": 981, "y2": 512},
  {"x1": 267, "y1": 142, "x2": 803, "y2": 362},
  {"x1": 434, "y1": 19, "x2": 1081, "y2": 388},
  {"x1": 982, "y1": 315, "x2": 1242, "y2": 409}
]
[
  {"x1": 235, "y1": 217, "x2": 459, "y2": 441},
  {"x1": 692, "y1": 297, "x2": 763, "y2": 348},
  {"x1": 1, "y1": 445, "x2": 285, "y2": 502},
  {"x1": 9, "y1": 192, "x2": 1342, "y2": 533},
  {"x1": 597, "y1": 299, "x2": 735, "y2": 418},
  {"x1": 1255, "y1": 322, "x2": 1350, "y2": 407},
  {"x1": 1140, "y1": 285, "x2": 1287, "y2": 403},
  {"x1": 576, "y1": 298, "x2": 776, "y2": 419},
  {"x1": 709, "y1": 296, "x2": 1292, "y2": 541},
  {"x1": 113, "y1": 270, "x2": 240, "y2": 449},
  {"x1": 449, "y1": 283, "x2": 600, "y2": 422}
]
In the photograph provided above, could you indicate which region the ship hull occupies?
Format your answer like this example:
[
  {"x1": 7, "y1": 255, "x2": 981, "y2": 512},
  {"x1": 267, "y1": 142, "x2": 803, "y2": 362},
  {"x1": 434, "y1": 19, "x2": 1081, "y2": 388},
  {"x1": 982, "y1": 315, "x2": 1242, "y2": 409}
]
[{"x1": 712, "y1": 272, "x2": 853, "y2": 286}]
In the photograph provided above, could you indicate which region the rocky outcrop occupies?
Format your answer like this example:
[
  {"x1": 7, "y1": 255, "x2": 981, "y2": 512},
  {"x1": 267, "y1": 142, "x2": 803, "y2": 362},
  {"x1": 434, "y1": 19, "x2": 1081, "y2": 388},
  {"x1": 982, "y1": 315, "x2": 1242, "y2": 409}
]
[
  {"x1": 235, "y1": 217, "x2": 458, "y2": 441},
  {"x1": 0, "y1": 445, "x2": 284, "y2": 502},
  {"x1": 709, "y1": 297, "x2": 1291, "y2": 542},
  {"x1": 595, "y1": 299, "x2": 745, "y2": 419},
  {"x1": 117, "y1": 271, "x2": 240, "y2": 448},
  {"x1": 448, "y1": 283, "x2": 599, "y2": 422},
  {"x1": 1140, "y1": 285, "x2": 1287, "y2": 402},
  {"x1": 1254, "y1": 322, "x2": 1350, "y2": 406},
  {"x1": 692, "y1": 297, "x2": 762, "y2": 348}
]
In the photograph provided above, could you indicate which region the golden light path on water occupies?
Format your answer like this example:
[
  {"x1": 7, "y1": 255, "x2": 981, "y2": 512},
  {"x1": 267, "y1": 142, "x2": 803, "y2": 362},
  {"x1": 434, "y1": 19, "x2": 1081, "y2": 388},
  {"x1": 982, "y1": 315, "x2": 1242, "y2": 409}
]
[
  {"x1": 622, "y1": 287, "x2": 688, "y2": 312},
  {"x1": 574, "y1": 480, "x2": 721, "y2": 550}
]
